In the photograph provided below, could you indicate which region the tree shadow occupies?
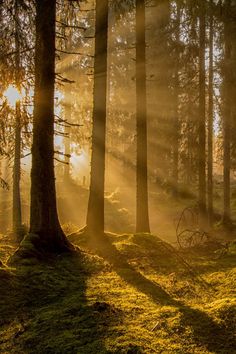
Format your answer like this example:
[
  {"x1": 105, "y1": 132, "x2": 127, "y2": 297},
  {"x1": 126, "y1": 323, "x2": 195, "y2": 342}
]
[
  {"x1": 91, "y1": 233, "x2": 236, "y2": 353},
  {"x1": 184, "y1": 251, "x2": 236, "y2": 275},
  {"x1": 0, "y1": 252, "x2": 119, "y2": 353}
]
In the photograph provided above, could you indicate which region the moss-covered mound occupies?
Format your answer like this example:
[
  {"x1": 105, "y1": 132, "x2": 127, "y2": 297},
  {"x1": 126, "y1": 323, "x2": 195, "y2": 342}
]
[{"x1": 0, "y1": 232, "x2": 235, "y2": 353}]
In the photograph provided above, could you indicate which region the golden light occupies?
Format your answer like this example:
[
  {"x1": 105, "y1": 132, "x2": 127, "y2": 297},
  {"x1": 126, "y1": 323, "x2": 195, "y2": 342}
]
[
  {"x1": 55, "y1": 90, "x2": 64, "y2": 103},
  {"x1": 70, "y1": 149, "x2": 90, "y2": 180},
  {"x1": 3, "y1": 85, "x2": 22, "y2": 108},
  {"x1": 55, "y1": 89, "x2": 64, "y2": 117}
]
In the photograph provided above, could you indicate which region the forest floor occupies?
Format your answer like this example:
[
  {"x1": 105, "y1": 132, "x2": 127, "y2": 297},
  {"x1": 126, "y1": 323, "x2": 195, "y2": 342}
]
[{"x1": 0, "y1": 231, "x2": 235, "y2": 354}]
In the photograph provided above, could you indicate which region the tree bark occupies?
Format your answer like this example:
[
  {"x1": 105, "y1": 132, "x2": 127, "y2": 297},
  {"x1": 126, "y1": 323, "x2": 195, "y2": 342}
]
[
  {"x1": 172, "y1": 2, "x2": 180, "y2": 198},
  {"x1": 208, "y1": 0, "x2": 214, "y2": 226},
  {"x1": 198, "y1": 0, "x2": 207, "y2": 227},
  {"x1": 13, "y1": 0, "x2": 22, "y2": 238},
  {"x1": 86, "y1": 0, "x2": 108, "y2": 234},
  {"x1": 12, "y1": 101, "x2": 22, "y2": 235},
  {"x1": 222, "y1": 0, "x2": 232, "y2": 225},
  {"x1": 29, "y1": 0, "x2": 72, "y2": 253},
  {"x1": 136, "y1": 0, "x2": 150, "y2": 233},
  {"x1": 64, "y1": 101, "x2": 71, "y2": 182},
  {"x1": 152, "y1": 0, "x2": 171, "y2": 189}
]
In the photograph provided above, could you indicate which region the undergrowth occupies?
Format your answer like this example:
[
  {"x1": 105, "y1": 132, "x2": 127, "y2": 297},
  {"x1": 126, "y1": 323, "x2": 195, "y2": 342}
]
[{"x1": 0, "y1": 232, "x2": 235, "y2": 353}]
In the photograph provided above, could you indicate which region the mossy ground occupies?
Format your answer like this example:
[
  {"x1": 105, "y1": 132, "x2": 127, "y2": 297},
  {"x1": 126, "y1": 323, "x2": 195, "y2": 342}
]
[{"x1": 0, "y1": 232, "x2": 235, "y2": 353}]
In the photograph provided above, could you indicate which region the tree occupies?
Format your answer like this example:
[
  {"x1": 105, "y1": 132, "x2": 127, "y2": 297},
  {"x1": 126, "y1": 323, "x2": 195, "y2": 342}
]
[
  {"x1": 207, "y1": 0, "x2": 214, "y2": 226},
  {"x1": 229, "y1": 1, "x2": 236, "y2": 179},
  {"x1": 179, "y1": 1, "x2": 199, "y2": 188},
  {"x1": 29, "y1": 0, "x2": 73, "y2": 253},
  {"x1": 12, "y1": 0, "x2": 22, "y2": 238},
  {"x1": 136, "y1": 0, "x2": 150, "y2": 233},
  {"x1": 198, "y1": 0, "x2": 207, "y2": 227},
  {"x1": 222, "y1": 0, "x2": 232, "y2": 226},
  {"x1": 0, "y1": 0, "x2": 33, "y2": 238},
  {"x1": 63, "y1": 98, "x2": 72, "y2": 182},
  {"x1": 86, "y1": 0, "x2": 109, "y2": 234},
  {"x1": 149, "y1": 0, "x2": 172, "y2": 190},
  {"x1": 171, "y1": 1, "x2": 181, "y2": 198}
]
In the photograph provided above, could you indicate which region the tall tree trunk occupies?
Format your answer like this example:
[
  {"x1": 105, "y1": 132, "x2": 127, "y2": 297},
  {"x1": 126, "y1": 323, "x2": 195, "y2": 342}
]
[
  {"x1": 230, "y1": 1, "x2": 236, "y2": 176},
  {"x1": 64, "y1": 126, "x2": 71, "y2": 181},
  {"x1": 13, "y1": 0, "x2": 22, "y2": 238},
  {"x1": 63, "y1": 36, "x2": 73, "y2": 183},
  {"x1": 64, "y1": 101, "x2": 71, "y2": 182},
  {"x1": 198, "y1": 0, "x2": 207, "y2": 227},
  {"x1": 172, "y1": 2, "x2": 180, "y2": 198},
  {"x1": 136, "y1": 0, "x2": 150, "y2": 233},
  {"x1": 12, "y1": 101, "x2": 22, "y2": 235},
  {"x1": 29, "y1": 0, "x2": 72, "y2": 253},
  {"x1": 152, "y1": 0, "x2": 171, "y2": 189},
  {"x1": 222, "y1": 0, "x2": 232, "y2": 225},
  {"x1": 208, "y1": 0, "x2": 214, "y2": 226},
  {"x1": 86, "y1": 0, "x2": 108, "y2": 234}
]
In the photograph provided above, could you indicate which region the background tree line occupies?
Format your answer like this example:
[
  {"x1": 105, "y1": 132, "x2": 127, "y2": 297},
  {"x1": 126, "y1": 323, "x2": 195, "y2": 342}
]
[{"x1": 0, "y1": 0, "x2": 235, "y2": 255}]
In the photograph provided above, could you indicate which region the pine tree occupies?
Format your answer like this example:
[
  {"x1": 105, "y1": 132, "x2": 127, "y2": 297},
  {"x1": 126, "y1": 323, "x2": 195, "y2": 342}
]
[
  {"x1": 29, "y1": 0, "x2": 73, "y2": 253},
  {"x1": 222, "y1": 0, "x2": 232, "y2": 226},
  {"x1": 12, "y1": 0, "x2": 22, "y2": 238},
  {"x1": 136, "y1": 0, "x2": 150, "y2": 233},
  {"x1": 171, "y1": 1, "x2": 181, "y2": 198},
  {"x1": 86, "y1": 0, "x2": 109, "y2": 234},
  {"x1": 207, "y1": 0, "x2": 214, "y2": 226},
  {"x1": 198, "y1": 0, "x2": 207, "y2": 227}
]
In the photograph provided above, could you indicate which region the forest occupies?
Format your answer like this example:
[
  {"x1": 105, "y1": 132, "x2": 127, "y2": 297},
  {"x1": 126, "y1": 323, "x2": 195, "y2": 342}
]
[{"x1": 0, "y1": 0, "x2": 236, "y2": 353}]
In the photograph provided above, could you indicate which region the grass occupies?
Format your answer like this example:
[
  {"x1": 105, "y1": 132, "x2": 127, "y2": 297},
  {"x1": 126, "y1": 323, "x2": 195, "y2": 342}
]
[{"x1": 0, "y1": 231, "x2": 235, "y2": 353}]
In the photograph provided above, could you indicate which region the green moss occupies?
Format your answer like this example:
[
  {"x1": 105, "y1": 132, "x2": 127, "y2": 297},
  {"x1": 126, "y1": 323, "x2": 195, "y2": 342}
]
[{"x1": 0, "y1": 233, "x2": 235, "y2": 353}]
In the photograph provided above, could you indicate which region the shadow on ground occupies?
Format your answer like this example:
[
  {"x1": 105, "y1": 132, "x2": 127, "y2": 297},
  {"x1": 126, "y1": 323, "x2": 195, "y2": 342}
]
[
  {"x1": 0, "y1": 251, "x2": 121, "y2": 354},
  {"x1": 0, "y1": 231, "x2": 235, "y2": 353},
  {"x1": 87, "y1": 231, "x2": 236, "y2": 354}
]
